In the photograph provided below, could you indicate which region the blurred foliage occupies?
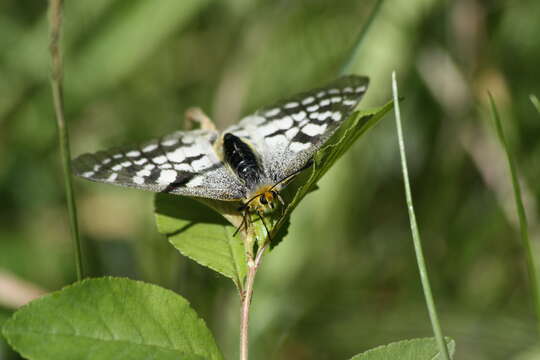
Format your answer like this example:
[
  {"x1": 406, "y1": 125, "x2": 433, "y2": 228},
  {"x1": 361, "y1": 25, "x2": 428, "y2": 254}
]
[{"x1": 1, "y1": 0, "x2": 540, "y2": 359}]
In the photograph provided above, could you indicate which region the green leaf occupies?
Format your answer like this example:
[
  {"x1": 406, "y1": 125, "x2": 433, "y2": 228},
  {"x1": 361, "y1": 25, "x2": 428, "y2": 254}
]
[
  {"x1": 2, "y1": 277, "x2": 223, "y2": 360},
  {"x1": 0, "y1": 308, "x2": 12, "y2": 357},
  {"x1": 155, "y1": 194, "x2": 247, "y2": 291},
  {"x1": 154, "y1": 101, "x2": 393, "y2": 279},
  {"x1": 350, "y1": 337, "x2": 455, "y2": 360}
]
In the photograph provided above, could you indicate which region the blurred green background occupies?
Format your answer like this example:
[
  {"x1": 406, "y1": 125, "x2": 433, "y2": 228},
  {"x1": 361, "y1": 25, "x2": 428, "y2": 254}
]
[{"x1": 1, "y1": 0, "x2": 540, "y2": 359}]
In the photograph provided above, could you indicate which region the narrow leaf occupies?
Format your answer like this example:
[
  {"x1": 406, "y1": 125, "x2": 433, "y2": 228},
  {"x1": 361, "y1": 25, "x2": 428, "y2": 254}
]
[
  {"x1": 271, "y1": 100, "x2": 394, "y2": 240},
  {"x1": 2, "y1": 277, "x2": 223, "y2": 360},
  {"x1": 350, "y1": 337, "x2": 455, "y2": 360}
]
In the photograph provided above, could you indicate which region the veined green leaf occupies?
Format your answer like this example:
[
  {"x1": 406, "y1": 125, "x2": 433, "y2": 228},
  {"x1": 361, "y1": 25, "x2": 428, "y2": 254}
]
[
  {"x1": 155, "y1": 195, "x2": 247, "y2": 291},
  {"x1": 2, "y1": 277, "x2": 223, "y2": 360}
]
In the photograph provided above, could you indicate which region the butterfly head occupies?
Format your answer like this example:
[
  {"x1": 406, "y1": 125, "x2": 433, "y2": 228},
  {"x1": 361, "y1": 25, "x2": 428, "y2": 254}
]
[{"x1": 244, "y1": 186, "x2": 279, "y2": 215}]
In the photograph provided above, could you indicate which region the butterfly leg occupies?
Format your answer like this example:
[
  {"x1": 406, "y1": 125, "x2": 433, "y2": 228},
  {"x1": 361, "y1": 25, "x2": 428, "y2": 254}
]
[{"x1": 185, "y1": 107, "x2": 216, "y2": 131}]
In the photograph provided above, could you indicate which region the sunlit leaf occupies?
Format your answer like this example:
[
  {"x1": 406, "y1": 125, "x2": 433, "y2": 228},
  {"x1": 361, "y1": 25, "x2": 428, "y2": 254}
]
[
  {"x1": 155, "y1": 195, "x2": 247, "y2": 291},
  {"x1": 350, "y1": 337, "x2": 455, "y2": 360},
  {"x1": 2, "y1": 278, "x2": 223, "y2": 360}
]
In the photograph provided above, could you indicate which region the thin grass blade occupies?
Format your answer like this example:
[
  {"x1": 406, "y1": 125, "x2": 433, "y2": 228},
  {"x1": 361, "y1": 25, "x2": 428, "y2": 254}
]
[
  {"x1": 392, "y1": 71, "x2": 451, "y2": 360},
  {"x1": 489, "y1": 93, "x2": 540, "y2": 335}
]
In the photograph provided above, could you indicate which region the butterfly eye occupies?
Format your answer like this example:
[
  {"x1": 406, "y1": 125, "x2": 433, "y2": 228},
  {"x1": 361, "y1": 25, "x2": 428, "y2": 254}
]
[{"x1": 260, "y1": 195, "x2": 268, "y2": 205}]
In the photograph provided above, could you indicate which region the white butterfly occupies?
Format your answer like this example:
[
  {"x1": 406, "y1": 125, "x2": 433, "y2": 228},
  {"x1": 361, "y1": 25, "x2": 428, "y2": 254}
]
[{"x1": 73, "y1": 75, "x2": 369, "y2": 217}]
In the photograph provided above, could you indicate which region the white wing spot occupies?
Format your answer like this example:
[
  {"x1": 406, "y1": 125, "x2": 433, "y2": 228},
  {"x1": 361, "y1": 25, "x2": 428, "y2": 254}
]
[
  {"x1": 106, "y1": 173, "x2": 118, "y2": 182},
  {"x1": 167, "y1": 148, "x2": 185, "y2": 163},
  {"x1": 285, "y1": 127, "x2": 299, "y2": 139},
  {"x1": 343, "y1": 87, "x2": 354, "y2": 93},
  {"x1": 292, "y1": 111, "x2": 306, "y2": 121},
  {"x1": 265, "y1": 108, "x2": 280, "y2": 117},
  {"x1": 111, "y1": 164, "x2": 122, "y2": 171},
  {"x1": 266, "y1": 134, "x2": 287, "y2": 147},
  {"x1": 328, "y1": 88, "x2": 340, "y2": 94},
  {"x1": 113, "y1": 154, "x2": 122, "y2": 159},
  {"x1": 182, "y1": 136, "x2": 195, "y2": 144},
  {"x1": 302, "y1": 123, "x2": 327, "y2": 137},
  {"x1": 127, "y1": 150, "x2": 140, "y2": 157},
  {"x1": 343, "y1": 99, "x2": 356, "y2": 106},
  {"x1": 275, "y1": 116, "x2": 293, "y2": 130},
  {"x1": 332, "y1": 112, "x2": 343, "y2": 121},
  {"x1": 162, "y1": 139, "x2": 178, "y2": 147},
  {"x1": 183, "y1": 144, "x2": 201, "y2": 158},
  {"x1": 133, "y1": 176, "x2": 145, "y2": 185},
  {"x1": 153, "y1": 155, "x2": 168, "y2": 164},
  {"x1": 82, "y1": 171, "x2": 94, "y2": 177},
  {"x1": 136, "y1": 169, "x2": 151, "y2": 177},
  {"x1": 284, "y1": 102, "x2": 299, "y2": 109},
  {"x1": 186, "y1": 176, "x2": 203, "y2": 188},
  {"x1": 309, "y1": 112, "x2": 319, "y2": 120},
  {"x1": 160, "y1": 163, "x2": 173, "y2": 169},
  {"x1": 331, "y1": 96, "x2": 342, "y2": 103},
  {"x1": 317, "y1": 111, "x2": 332, "y2": 121},
  {"x1": 93, "y1": 164, "x2": 101, "y2": 172},
  {"x1": 143, "y1": 144, "x2": 158, "y2": 152},
  {"x1": 302, "y1": 96, "x2": 315, "y2": 105},
  {"x1": 192, "y1": 156, "x2": 212, "y2": 171},
  {"x1": 144, "y1": 163, "x2": 156, "y2": 170},
  {"x1": 259, "y1": 124, "x2": 279, "y2": 137},
  {"x1": 157, "y1": 170, "x2": 178, "y2": 185},
  {"x1": 102, "y1": 158, "x2": 111, "y2": 164},
  {"x1": 307, "y1": 104, "x2": 319, "y2": 112},
  {"x1": 121, "y1": 161, "x2": 131, "y2": 167},
  {"x1": 290, "y1": 142, "x2": 311, "y2": 152},
  {"x1": 134, "y1": 158, "x2": 147, "y2": 165},
  {"x1": 355, "y1": 85, "x2": 367, "y2": 93},
  {"x1": 317, "y1": 91, "x2": 326, "y2": 98},
  {"x1": 319, "y1": 99, "x2": 330, "y2": 107},
  {"x1": 174, "y1": 163, "x2": 192, "y2": 171}
]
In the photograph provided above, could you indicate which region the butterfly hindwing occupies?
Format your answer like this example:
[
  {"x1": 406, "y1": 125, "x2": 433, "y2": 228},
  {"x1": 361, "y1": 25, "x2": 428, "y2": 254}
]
[
  {"x1": 225, "y1": 75, "x2": 369, "y2": 183},
  {"x1": 72, "y1": 130, "x2": 245, "y2": 200}
]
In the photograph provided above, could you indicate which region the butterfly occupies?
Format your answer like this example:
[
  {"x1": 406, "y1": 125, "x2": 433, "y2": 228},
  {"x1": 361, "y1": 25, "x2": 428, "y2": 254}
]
[{"x1": 73, "y1": 75, "x2": 369, "y2": 231}]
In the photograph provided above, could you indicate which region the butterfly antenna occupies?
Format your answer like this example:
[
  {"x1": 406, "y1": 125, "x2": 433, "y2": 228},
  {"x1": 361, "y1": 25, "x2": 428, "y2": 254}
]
[
  {"x1": 257, "y1": 212, "x2": 272, "y2": 244},
  {"x1": 233, "y1": 210, "x2": 248, "y2": 237},
  {"x1": 269, "y1": 159, "x2": 314, "y2": 192}
]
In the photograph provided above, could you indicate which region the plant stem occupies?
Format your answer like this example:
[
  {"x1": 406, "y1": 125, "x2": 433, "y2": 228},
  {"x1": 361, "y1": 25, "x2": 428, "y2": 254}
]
[
  {"x1": 489, "y1": 93, "x2": 540, "y2": 335},
  {"x1": 49, "y1": 0, "x2": 85, "y2": 280},
  {"x1": 240, "y1": 244, "x2": 267, "y2": 360},
  {"x1": 340, "y1": 0, "x2": 385, "y2": 75},
  {"x1": 392, "y1": 72, "x2": 450, "y2": 360}
]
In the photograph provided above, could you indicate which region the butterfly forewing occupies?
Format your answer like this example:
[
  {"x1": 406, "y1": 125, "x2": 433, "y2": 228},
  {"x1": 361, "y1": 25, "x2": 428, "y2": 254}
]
[
  {"x1": 225, "y1": 75, "x2": 369, "y2": 183},
  {"x1": 72, "y1": 130, "x2": 245, "y2": 200},
  {"x1": 73, "y1": 75, "x2": 369, "y2": 200}
]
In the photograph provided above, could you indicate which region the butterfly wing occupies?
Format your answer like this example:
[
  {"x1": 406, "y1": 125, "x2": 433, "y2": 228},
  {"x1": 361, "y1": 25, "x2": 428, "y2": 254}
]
[
  {"x1": 225, "y1": 75, "x2": 369, "y2": 183},
  {"x1": 72, "y1": 129, "x2": 245, "y2": 200}
]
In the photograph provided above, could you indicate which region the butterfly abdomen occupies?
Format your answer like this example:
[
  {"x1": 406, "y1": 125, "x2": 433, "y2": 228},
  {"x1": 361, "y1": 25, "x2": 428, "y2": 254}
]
[{"x1": 223, "y1": 133, "x2": 262, "y2": 188}]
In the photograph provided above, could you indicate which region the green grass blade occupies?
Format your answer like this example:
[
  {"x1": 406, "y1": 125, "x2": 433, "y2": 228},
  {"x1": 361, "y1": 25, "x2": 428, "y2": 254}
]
[
  {"x1": 340, "y1": 0, "x2": 385, "y2": 75},
  {"x1": 489, "y1": 93, "x2": 540, "y2": 335},
  {"x1": 392, "y1": 72, "x2": 450, "y2": 360},
  {"x1": 49, "y1": 0, "x2": 84, "y2": 280},
  {"x1": 531, "y1": 94, "x2": 540, "y2": 115}
]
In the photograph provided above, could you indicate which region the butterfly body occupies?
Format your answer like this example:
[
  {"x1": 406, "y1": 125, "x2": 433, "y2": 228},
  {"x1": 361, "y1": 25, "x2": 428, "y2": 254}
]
[{"x1": 73, "y1": 75, "x2": 369, "y2": 215}]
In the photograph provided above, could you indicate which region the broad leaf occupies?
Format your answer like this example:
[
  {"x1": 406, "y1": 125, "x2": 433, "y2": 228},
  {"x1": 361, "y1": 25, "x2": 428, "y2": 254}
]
[
  {"x1": 155, "y1": 195, "x2": 247, "y2": 291},
  {"x1": 350, "y1": 337, "x2": 455, "y2": 360},
  {"x1": 154, "y1": 101, "x2": 393, "y2": 280},
  {"x1": 2, "y1": 277, "x2": 223, "y2": 360}
]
